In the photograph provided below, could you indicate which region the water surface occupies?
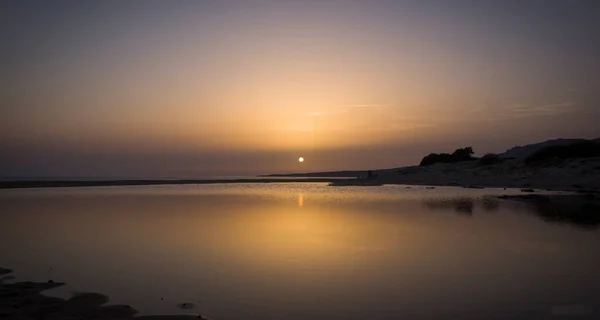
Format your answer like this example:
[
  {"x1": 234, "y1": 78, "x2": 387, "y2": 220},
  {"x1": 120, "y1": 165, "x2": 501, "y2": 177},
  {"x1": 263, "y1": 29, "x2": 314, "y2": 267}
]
[{"x1": 1, "y1": 183, "x2": 599, "y2": 319}]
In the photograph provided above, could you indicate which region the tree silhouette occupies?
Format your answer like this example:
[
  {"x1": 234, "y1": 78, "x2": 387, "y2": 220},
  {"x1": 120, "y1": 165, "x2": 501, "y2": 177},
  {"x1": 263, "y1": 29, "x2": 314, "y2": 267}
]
[
  {"x1": 452, "y1": 147, "x2": 474, "y2": 161},
  {"x1": 419, "y1": 147, "x2": 475, "y2": 166}
]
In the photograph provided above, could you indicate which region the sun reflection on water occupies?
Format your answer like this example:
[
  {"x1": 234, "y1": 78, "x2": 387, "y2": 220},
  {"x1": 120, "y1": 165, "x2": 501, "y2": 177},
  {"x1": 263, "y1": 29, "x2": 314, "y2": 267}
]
[{"x1": 298, "y1": 193, "x2": 304, "y2": 207}]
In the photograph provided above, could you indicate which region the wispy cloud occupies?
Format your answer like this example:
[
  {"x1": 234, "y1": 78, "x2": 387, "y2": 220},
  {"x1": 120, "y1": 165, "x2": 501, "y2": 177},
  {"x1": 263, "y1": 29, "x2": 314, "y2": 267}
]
[
  {"x1": 473, "y1": 101, "x2": 577, "y2": 121},
  {"x1": 467, "y1": 101, "x2": 577, "y2": 122},
  {"x1": 317, "y1": 104, "x2": 390, "y2": 116},
  {"x1": 506, "y1": 102, "x2": 575, "y2": 117},
  {"x1": 349, "y1": 121, "x2": 438, "y2": 132},
  {"x1": 342, "y1": 104, "x2": 389, "y2": 108}
]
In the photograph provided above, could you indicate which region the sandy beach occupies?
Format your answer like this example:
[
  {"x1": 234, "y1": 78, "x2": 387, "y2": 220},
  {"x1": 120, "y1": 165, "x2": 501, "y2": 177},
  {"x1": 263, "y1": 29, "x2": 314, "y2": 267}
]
[
  {"x1": 3, "y1": 157, "x2": 599, "y2": 192},
  {"x1": 270, "y1": 157, "x2": 600, "y2": 192},
  {"x1": 386, "y1": 157, "x2": 600, "y2": 191}
]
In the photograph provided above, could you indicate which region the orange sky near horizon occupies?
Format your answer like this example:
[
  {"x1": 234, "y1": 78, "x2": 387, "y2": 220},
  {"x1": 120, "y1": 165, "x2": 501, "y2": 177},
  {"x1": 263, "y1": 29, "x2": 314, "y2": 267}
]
[{"x1": 2, "y1": 0, "x2": 599, "y2": 177}]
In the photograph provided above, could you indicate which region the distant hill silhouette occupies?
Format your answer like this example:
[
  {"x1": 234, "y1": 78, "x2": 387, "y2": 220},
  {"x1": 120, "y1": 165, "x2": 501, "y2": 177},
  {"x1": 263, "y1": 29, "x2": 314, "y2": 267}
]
[
  {"x1": 265, "y1": 137, "x2": 600, "y2": 178},
  {"x1": 498, "y1": 138, "x2": 599, "y2": 159},
  {"x1": 525, "y1": 140, "x2": 600, "y2": 165},
  {"x1": 264, "y1": 170, "x2": 368, "y2": 178}
]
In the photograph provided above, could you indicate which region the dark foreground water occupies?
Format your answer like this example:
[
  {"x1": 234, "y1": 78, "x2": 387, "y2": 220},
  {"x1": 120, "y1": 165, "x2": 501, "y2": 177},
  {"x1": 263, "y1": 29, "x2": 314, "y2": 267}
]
[{"x1": 1, "y1": 184, "x2": 599, "y2": 319}]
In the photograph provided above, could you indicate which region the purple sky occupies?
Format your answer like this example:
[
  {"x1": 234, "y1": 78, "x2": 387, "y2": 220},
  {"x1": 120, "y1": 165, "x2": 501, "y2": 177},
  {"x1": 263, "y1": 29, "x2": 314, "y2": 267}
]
[{"x1": 1, "y1": 0, "x2": 599, "y2": 178}]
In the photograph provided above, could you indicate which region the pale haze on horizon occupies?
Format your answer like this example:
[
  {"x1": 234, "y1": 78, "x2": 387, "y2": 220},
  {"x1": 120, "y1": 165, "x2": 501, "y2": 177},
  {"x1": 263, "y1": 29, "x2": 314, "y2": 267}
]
[{"x1": 1, "y1": 0, "x2": 599, "y2": 178}]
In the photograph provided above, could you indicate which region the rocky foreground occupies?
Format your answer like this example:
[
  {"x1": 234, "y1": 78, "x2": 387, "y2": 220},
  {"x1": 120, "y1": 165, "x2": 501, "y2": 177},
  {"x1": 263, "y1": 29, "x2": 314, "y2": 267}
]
[{"x1": 0, "y1": 268, "x2": 207, "y2": 320}]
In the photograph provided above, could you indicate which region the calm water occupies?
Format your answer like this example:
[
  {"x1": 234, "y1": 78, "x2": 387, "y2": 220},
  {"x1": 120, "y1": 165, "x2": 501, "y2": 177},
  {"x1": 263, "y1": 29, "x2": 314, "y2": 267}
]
[{"x1": 1, "y1": 183, "x2": 599, "y2": 319}]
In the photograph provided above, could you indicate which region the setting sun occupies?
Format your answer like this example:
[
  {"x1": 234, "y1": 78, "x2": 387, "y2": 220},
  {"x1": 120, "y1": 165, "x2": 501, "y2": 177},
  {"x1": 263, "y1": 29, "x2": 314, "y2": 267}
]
[{"x1": 298, "y1": 157, "x2": 304, "y2": 163}]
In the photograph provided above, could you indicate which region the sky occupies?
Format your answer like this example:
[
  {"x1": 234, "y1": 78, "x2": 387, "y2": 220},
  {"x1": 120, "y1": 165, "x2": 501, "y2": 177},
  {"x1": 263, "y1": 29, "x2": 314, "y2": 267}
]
[{"x1": 1, "y1": 0, "x2": 600, "y2": 178}]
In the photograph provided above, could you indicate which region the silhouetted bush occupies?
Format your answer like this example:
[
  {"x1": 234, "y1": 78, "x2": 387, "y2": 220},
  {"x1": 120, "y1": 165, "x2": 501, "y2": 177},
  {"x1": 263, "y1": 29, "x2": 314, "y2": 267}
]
[
  {"x1": 452, "y1": 146, "x2": 474, "y2": 161},
  {"x1": 420, "y1": 153, "x2": 451, "y2": 166},
  {"x1": 525, "y1": 141, "x2": 600, "y2": 165},
  {"x1": 478, "y1": 153, "x2": 500, "y2": 166},
  {"x1": 419, "y1": 147, "x2": 475, "y2": 166}
]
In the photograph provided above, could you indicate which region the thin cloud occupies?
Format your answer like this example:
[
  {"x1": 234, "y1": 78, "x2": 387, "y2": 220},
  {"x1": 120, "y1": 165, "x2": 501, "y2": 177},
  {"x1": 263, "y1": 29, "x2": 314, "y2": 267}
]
[
  {"x1": 342, "y1": 104, "x2": 389, "y2": 108},
  {"x1": 324, "y1": 104, "x2": 390, "y2": 115},
  {"x1": 499, "y1": 102, "x2": 576, "y2": 119},
  {"x1": 468, "y1": 102, "x2": 577, "y2": 122},
  {"x1": 350, "y1": 121, "x2": 438, "y2": 132}
]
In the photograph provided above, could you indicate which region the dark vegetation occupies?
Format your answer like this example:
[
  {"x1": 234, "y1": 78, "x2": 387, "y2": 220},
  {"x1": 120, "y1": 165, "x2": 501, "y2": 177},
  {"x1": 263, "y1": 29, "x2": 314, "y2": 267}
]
[
  {"x1": 525, "y1": 140, "x2": 600, "y2": 165},
  {"x1": 419, "y1": 147, "x2": 475, "y2": 166},
  {"x1": 420, "y1": 140, "x2": 600, "y2": 168},
  {"x1": 478, "y1": 153, "x2": 500, "y2": 166}
]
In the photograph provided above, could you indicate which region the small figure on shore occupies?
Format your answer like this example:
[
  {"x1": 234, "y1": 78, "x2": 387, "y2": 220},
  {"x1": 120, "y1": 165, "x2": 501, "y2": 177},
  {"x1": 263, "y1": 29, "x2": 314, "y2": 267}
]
[{"x1": 367, "y1": 170, "x2": 373, "y2": 179}]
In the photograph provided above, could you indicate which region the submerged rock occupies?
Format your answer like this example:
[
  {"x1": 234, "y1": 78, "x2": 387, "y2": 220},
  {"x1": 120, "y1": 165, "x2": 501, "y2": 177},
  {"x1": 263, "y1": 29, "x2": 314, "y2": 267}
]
[
  {"x1": 0, "y1": 267, "x2": 207, "y2": 319},
  {"x1": 177, "y1": 302, "x2": 197, "y2": 310}
]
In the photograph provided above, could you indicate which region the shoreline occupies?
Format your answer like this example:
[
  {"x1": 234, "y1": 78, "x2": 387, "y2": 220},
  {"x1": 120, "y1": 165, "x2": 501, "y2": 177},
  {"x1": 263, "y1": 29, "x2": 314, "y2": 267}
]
[
  {"x1": 0, "y1": 267, "x2": 207, "y2": 319},
  {"x1": 0, "y1": 178, "x2": 343, "y2": 190},
  {"x1": 269, "y1": 157, "x2": 600, "y2": 192},
  {"x1": 0, "y1": 177, "x2": 597, "y2": 193},
  {"x1": 3, "y1": 156, "x2": 599, "y2": 192}
]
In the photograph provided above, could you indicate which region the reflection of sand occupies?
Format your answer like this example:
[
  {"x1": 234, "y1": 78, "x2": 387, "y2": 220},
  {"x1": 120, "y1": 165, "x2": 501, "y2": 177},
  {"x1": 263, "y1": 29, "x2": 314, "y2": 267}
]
[{"x1": 0, "y1": 268, "x2": 209, "y2": 319}]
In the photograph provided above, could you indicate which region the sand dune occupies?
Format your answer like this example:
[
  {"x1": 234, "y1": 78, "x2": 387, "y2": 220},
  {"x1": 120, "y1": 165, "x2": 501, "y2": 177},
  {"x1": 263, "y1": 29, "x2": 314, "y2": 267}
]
[{"x1": 384, "y1": 157, "x2": 600, "y2": 191}]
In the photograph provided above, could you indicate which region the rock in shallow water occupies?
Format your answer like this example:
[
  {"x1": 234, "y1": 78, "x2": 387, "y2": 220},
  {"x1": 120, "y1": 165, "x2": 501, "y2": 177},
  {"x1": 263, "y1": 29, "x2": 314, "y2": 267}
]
[{"x1": 177, "y1": 302, "x2": 198, "y2": 310}]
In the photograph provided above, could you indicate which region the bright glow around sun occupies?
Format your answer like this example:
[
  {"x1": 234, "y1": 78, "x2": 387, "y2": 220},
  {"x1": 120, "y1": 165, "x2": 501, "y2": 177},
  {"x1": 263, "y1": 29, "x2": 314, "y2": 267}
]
[{"x1": 298, "y1": 157, "x2": 304, "y2": 163}]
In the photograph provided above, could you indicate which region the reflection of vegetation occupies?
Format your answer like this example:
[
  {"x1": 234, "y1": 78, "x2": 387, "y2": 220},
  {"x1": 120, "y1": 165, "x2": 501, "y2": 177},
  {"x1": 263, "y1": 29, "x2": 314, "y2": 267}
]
[
  {"x1": 498, "y1": 195, "x2": 600, "y2": 229},
  {"x1": 423, "y1": 198, "x2": 474, "y2": 215},
  {"x1": 423, "y1": 196, "x2": 600, "y2": 229},
  {"x1": 424, "y1": 197, "x2": 503, "y2": 215},
  {"x1": 522, "y1": 201, "x2": 600, "y2": 229},
  {"x1": 482, "y1": 198, "x2": 500, "y2": 211},
  {"x1": 419, "y1": 147, "x2": 475, "y2": 166}
]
